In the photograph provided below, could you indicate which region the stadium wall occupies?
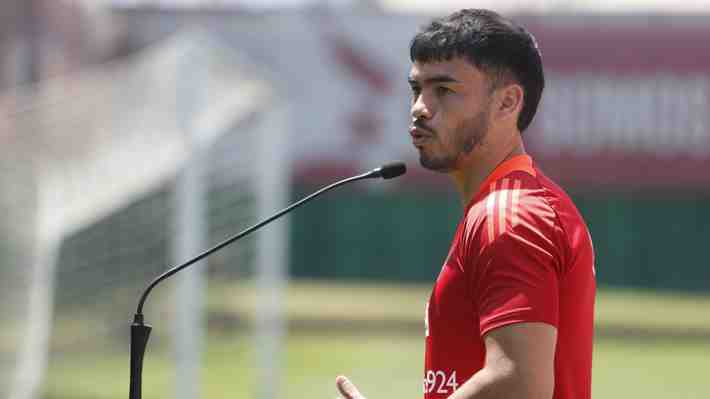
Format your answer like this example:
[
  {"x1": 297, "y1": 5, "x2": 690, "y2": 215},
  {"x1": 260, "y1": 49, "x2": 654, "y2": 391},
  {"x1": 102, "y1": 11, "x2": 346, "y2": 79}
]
[{"x1": 289, "y1": 184, "x2": 710, "y2": 292}]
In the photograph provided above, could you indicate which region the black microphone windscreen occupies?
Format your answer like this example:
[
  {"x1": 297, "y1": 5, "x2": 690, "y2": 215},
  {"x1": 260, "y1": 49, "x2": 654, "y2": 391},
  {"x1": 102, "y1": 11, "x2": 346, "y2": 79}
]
[{"x1": 379, "y1": 162, "x2": 407, "y2": 179}]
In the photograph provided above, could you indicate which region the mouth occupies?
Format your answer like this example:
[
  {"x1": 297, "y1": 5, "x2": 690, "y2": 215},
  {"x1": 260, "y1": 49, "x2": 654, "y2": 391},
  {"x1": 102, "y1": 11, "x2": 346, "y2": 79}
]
[
  {"x1": 412, "y1": 136, "x2": 429, "y2": 147},
  {"x1": 409, "y1": 126, "x2": 433, "y2": 147}
]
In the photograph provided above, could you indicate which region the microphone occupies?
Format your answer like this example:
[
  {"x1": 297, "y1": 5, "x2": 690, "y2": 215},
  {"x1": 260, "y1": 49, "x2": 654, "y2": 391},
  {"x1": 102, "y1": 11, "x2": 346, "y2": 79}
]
[
  {"x1": 129, "y1": 161, "x2": 406, "y2": 399},
  {"x1": 369, "y1": 161, "x2": 406, "y2": 180}
]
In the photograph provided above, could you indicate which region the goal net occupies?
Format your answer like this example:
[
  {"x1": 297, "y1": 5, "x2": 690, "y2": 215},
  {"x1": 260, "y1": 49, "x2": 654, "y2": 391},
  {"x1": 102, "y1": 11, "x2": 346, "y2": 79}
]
[{"x1": 0, "y1": 30, "x2": 288, "y2": 399}]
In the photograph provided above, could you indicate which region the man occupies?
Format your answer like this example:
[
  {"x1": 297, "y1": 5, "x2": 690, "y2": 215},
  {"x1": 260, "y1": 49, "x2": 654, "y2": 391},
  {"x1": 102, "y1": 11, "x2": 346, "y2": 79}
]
[{"x1": 335, "y1": 9, "x2": 596, "y2": 399}]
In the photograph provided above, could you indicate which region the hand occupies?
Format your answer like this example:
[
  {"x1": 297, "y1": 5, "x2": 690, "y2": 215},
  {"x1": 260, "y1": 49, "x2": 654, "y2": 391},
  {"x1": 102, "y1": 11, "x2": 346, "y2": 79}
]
[{"x1": 335, "y1": 375, "x2": 366, "y2": 399}]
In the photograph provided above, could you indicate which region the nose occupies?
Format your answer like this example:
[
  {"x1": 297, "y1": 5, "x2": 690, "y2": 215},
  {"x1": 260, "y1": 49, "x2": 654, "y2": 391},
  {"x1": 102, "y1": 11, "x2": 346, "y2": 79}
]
[{"x1": 411, "y1": 94, "x2": 432, "y2": 120}]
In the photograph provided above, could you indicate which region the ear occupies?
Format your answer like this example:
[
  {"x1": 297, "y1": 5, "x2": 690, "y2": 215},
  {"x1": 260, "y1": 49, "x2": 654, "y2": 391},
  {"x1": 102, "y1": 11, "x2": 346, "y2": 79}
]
[{"x1": 492, "y1": 83, "x2": 524, "y2": 125}]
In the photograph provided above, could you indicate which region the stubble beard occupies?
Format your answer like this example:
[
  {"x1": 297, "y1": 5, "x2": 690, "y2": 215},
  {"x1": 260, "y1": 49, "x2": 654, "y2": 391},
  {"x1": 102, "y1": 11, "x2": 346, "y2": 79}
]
[{"x1": 419, "y1": 109, "x2": 490, "y2": 173}]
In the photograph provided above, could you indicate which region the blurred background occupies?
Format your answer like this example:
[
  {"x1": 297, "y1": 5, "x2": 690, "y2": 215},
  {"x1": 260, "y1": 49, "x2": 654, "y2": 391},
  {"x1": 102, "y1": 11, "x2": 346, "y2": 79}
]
[{"x1": 0, "y1": 1, "x2": 709, "y2": 399}]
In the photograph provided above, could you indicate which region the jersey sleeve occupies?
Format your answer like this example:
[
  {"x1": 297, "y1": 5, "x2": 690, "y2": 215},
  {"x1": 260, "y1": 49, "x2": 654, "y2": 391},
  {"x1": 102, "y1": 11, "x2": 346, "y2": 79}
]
[{"x1": 472, "y1": 197, "x2": 563, "y2": 337}]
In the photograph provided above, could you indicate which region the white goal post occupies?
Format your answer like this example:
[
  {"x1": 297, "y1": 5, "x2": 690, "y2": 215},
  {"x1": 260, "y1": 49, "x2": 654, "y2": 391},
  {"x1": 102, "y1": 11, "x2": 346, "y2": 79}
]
[{"x1": 0, "y1": 29, "x2": 289, "y2": 399}]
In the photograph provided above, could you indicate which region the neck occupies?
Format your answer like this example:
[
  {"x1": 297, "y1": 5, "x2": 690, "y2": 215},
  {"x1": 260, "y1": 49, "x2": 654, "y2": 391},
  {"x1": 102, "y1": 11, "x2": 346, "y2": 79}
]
[{"x1": 449, "y1": 135, "x2": 526, "y2": 208}]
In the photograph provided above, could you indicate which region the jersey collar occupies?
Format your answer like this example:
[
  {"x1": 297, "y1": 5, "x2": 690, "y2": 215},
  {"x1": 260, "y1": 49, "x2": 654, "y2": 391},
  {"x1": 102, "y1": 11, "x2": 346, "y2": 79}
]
[{"x1": 469, "y1": 154, "x2": 535, "y2": 207}]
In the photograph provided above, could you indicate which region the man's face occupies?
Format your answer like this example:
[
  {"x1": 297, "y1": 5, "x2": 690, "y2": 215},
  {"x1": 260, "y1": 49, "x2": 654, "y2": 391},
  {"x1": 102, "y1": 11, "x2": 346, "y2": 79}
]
[{"x1": 408, "y1": 58, "x2": 493, "y2": 172}]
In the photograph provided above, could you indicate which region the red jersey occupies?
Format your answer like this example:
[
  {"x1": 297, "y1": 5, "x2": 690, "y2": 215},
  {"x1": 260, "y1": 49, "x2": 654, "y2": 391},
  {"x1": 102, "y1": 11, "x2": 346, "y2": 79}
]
[{"x1": 424, "y1": 155, "x2": 595, "y2": 399}]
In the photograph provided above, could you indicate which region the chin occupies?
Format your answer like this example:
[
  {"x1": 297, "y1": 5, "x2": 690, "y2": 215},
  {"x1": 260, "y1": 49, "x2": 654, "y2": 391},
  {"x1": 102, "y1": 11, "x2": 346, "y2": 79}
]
[{"x1": 419, "y1": 155, "x2": 455, "y2": 173}]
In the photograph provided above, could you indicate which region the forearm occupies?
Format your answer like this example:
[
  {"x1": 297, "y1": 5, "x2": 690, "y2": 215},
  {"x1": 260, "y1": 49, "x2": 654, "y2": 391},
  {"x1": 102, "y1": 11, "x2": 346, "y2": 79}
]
[
  {"x1": 446, "y1": 366, "x2": 516, "y2": 399},
  {"x1": 447, "y1": 365, "x2": 552, "y2": 399}
]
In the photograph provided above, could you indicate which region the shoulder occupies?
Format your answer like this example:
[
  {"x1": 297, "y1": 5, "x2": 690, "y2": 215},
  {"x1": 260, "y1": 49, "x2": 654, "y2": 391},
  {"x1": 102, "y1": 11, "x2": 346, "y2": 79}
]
[
  {"x1": 466, "y1": 170, "x2": 560, "y2": 241},
  {"x1": 464, "y1": 170, "x2": 566, "y2": 268}
]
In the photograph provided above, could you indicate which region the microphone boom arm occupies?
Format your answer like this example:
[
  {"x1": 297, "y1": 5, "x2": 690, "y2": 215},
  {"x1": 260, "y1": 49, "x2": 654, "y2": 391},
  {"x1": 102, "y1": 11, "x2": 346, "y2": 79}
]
[
  {"x1": 135, "y1": 170, "x2": 374, "y2": 316},
  {"x1": 129, "y1": 161, "x2": 405, "y2": 399}
]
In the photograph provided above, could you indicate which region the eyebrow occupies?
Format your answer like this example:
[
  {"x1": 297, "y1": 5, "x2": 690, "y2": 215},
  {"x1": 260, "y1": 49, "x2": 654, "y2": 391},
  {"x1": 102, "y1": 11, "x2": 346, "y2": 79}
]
[{"x1": 408, "y1": 75, "x2": 461, "y2": 86}]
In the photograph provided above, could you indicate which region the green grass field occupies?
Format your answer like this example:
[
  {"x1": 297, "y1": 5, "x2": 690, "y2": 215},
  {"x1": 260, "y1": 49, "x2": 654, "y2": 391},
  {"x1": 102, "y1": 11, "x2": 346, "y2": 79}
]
[{"x1": 42, "y1": 279, "x2": 710, "y2": 399}]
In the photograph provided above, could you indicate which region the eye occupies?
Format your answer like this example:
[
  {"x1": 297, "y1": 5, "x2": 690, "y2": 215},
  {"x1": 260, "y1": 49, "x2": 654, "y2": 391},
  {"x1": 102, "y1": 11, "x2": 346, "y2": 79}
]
[
  {"x1": 410, "y1": 85, "x2": 421, "y2": 97},
  {"x1": 435, "y1": 86, "x2": 452, "y2": 96}
]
